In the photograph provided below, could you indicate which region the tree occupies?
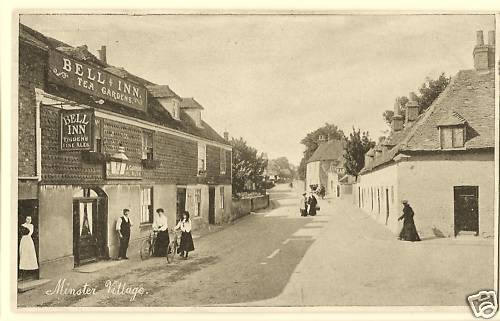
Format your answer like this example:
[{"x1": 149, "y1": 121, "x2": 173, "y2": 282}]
[
  {"x1": 382, "y1": 73, "x2": 451, "y2": 126},
  {"x1": 268, "y1": 157, "x2": 295, "y2": 181},
  {"x1": 297, "y1": 123, "x2": 344, "y2": 180},
  {"x1": 343, "y1": 128, "x2": 376, "y2": 177},
  {"x1": 230, "y1": 137, "x2": 268, "y2": 195}
]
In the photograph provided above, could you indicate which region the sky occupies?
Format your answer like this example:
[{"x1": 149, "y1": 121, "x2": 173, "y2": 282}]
[{"x1": 20, "y1": 14, "x2": 495, "y2": 165}]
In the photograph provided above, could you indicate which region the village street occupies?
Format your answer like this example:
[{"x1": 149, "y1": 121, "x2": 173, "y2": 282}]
[{"x1": 18, "y1": 184, "x2": 494, "y2": 308}]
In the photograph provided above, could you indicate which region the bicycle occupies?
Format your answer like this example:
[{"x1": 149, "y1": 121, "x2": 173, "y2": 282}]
[
  {"x1": 140, "y1": 230, "x2": 158, "y2": 260},
  {"x1": 166, "y1": 228, "x2": 181, "y2": 263}
]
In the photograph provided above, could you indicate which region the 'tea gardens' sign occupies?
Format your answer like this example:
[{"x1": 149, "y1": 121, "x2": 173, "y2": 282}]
[
  {"x1": 48, "y1": 50, "x2": 147, "y2": 111},
  {"x1": 60, "y1": 109, "x2": 95, "y2": 151}
]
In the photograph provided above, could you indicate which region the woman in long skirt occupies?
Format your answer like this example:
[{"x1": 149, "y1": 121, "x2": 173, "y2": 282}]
[
  {"x1": 153, "y1": 208, "x2": 169, "y2": 257},
  {"x1": 19, "y1": 216, "x2": 38, "y2": 279},
  {"x1": 308, "y1": 193, "x2": 318, "y2": 216},
  {"x1": 175, "y1": 211, "x2": 195, "y2": 259},
  {"x1": 398, "y1": 200, "x2": 421, "y2": 242}
]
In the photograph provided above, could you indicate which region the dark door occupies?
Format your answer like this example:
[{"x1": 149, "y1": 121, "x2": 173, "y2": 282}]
[
  {"x1": 385, "y1": 188, "x2": 390, "y2": 225},
  {"x1": 18, "y1": 199, "x2": 39, "y2": 280},
  {"x1": 73, "y1": 200, "x2": 99, "y2": 266},
  {"x1": 454, "y1": 186, "x2": 479, "y2": 236},
  {"x1": 176, "y1": 188, "x2": 187, "y2": 223},
  {"x1": 208, "y1": 187, "x2": 215, "y2": 224}
]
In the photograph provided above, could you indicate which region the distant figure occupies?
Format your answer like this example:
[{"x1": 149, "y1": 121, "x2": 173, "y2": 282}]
[
  {"x1": 318, "y1": 185, "x2": 326, "y2": 199},
  {"x1": 175, "y1": 211, "x2": 195, "y2": 259},
  {"x1": 398, "y1": 200, "x2": 421, "y2": 242},
  {"x1": 308, "y1": 193, "x2": 318, "y2": 216},
  {"x1": 153, "y1": 208, "x2": 169, "y2": 257},
  {"x1": 117, "y1": 209, "x2": 133, "y2": 260},
  {"x1": 300, "y1": 192, "x2": 308, "y2": 216},
  {"x1": 19, "y1": 215, "x2": 38, "y2": 279}
]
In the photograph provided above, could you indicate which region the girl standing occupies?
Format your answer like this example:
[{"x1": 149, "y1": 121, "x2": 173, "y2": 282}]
[
  {"x1": 175, "y1": 211, "x2": 195, "y2": 259},
  {"x1": 19, "y1": 216, "x2": 38, "y2": 278}
]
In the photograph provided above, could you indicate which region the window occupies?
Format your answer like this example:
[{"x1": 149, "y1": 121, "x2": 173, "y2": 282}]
[
  {"x1": 198, "y1": 142, "x2": 207, "y2": 174},
  {"x1": 194, "y1": 189, "x2": 202, "y2": 216},
  {"x1": 220, "y1": 186, "x2": 225, "y2": 209},
  {"x1": 140, "y1": 187, "x2": 153, "y2": 224},
  {"x1": 172, "y1": 101, "x2": 180, "y2": 120},
  {"x1": 142, "y1": 131, "x2": 154, "y2": 160},
  {"x1": 93, "y1": 118, "x2": 103, "y2": 153},
  {"x1": 440, "y1": 126, "x2": 465, "y2": 149},
  {"x1": 220, "y1": 149, "x2": 226, "y2": 174}
]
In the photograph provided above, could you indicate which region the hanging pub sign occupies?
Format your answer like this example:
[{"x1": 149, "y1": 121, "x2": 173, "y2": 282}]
[
  {"x1": 60, "y1": 109, "x2": 95, "y2": 151},
  {"x1": 48, "y1": 50, "x2": 147, "y2": 112}
]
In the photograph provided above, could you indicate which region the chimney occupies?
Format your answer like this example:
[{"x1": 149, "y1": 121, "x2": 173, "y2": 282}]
[
  {"x1": 405, "y1": 100, "x2": 419, "y2": 123},
  {"x1": 318, "y1": 135, "x2": 327, "y2": 144},
  {"x1": 223, "y1": 131, "x2": 229, "y2": 141},
  {"x1": 98, "y1": 45, "x2": 107, "y2": 64},
  {"x1": 392, "y1": 101, "x2": 404, "y2": 132},
  {"x1": 473, "y1": 30, "x2": 495, "y2": 71}
]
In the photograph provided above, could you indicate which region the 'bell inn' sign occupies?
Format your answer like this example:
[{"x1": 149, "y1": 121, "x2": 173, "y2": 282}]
[
  {"x1": 60, "y1": 109, "x2": 95, "y2": 151},
  {"x1": 48, "y1": 50, "x2": 147, "y2": 111}
]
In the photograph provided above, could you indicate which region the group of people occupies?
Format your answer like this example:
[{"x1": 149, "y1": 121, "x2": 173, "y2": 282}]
[
  {"x1": 116, "y1": 208, "x2": 195, "y2": 260},
  {"x1": 299, "y1": 191, "x2": 319, "y2": 216}
]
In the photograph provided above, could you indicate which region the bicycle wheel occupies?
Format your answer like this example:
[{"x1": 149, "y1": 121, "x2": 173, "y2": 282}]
[
  {"x1": 140, "y1": 238, "x2": 152, "y2": 260},
  {"x1": 166, "y1": 242, "x2": 175, "y2": 263}
]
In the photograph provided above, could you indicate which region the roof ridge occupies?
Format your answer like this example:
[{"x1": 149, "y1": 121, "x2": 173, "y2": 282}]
[{"x1": 399, "y1": 70, "x2": 460, "y2": 151}]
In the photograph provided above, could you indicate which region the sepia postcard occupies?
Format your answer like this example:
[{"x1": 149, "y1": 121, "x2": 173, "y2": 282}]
[{"x1": 2, "y1": 6, "x2": 500, "y2": 321}]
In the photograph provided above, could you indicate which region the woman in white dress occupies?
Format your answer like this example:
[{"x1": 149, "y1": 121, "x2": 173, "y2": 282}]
[{"x1": 19, "y1": 216, "x2": 38, "y2": 277}]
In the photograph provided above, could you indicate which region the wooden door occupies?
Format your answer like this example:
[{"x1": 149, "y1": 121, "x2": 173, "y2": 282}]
[
  {"x1": 73, "y1": 200, "x2": 99, "y2": 266},
  {"x1": 454, "y1": 186, "x2": 479, "y2": 236},
  {"x1": 208, "y1": 187, "x2": 215, "y2": 224}
]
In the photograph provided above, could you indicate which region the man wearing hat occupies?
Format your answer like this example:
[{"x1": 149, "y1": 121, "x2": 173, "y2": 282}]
[
  {"x1": 299, "y1": 192, "x2": 308, "y2": 216},
  {"x1": 398, "y1": 200, "x2": 421, "y2": 241}
]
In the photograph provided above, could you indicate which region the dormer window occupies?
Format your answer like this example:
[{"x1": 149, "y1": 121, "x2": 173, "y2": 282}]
[
  {"x1": 437, "y1": 111, "x2": 467, "y2": 149},
  {"x1": 172, "y1": 100, "x2": 180, "y2": 120},
  {"x1": 440, "y1": 126, "x2": 465, "y2": 149}
]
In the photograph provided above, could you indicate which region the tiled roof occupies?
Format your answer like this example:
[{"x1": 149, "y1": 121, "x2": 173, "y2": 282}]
[
  {"x1": 307, "y1": 140, "x2": 345, "y2": 163},
  {"x1": 146, "y1": 85, "x2": 181, "y2": 99},
  {"x1": 360, "y1": 67, "x2": 494, "y2": 174},
  {"x1": 403, "y1": 69, "x2": 494, "y2": 151},
  {"x1": 180, "y1": 97, "x2": 204, "y2": 110},
  {"x1": 20, "y1": 23, "x2": 227, "y2": 146}
]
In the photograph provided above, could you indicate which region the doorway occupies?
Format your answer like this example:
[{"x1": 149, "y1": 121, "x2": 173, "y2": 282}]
[
  {"x1": 18, "y1": 199, "x2": 39, "y2": 280},
  {"x1": 454, "y1": 186, "x2": 479, "y2": 236},
  {"x1": 176, "y1": 187, "x2": 187, "y2": 223},
  {"x1": 72, "y1": 187, "x2": 108, "y2": 267},
  {"x1": 208, "y1": 186, "x2": 215, "y2": 224}
]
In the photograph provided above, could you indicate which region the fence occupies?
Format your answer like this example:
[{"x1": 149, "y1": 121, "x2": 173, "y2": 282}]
[{"x1": 231, "y1": 194, "x2": 270, "y2": 221}]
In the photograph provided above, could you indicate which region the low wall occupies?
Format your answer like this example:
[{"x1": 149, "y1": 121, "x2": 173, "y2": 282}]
[{"x1": 232, "y1": 194, "x2": 270, "y2": 221}]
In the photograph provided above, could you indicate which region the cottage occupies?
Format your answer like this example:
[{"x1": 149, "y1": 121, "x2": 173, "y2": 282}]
[
  {"x1": 355, "y1": 30, "x2": 495, "y2": 239},
  {"x1": 18, "y1": 24, "x2": 233, "y2": 278},
  {"x1": 305, "y1": 136, "x2": 353, "y2": 198}
]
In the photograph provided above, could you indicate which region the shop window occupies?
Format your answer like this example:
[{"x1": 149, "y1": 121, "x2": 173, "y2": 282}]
[
  {"x1": 195, "y1": 189, "x2": 202, "y2": 217},
  {"x1": 440, "y1": 126, "x2": 465, "y2": 149},
  {"x1": 198, "y1": 142, "x2": 207, "y2": 175},
  {"x1": 220, "y1": 186, "x2": 225, "y2": 209},
  {"x1": 93, "y1": 118, "x2": 103, "y2": 153},
  {"x1": 140, "y1": 187, "x2": 153, "y2": 224},
  {"x1": 142, "y1": 131, "x2": 154, "y2": 160},
  {"x1": 220, "y1": 149, "x2": 226, "y2": 175}
]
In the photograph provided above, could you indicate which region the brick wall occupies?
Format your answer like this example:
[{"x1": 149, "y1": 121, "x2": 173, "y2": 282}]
[{"x1": 18, "y1": 41, "x2": 46, "y2": 177}]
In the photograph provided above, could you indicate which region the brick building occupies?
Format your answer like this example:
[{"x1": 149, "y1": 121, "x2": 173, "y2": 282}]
[
  {"x1": 354, "y1": 30, "x2": 495, "y2": 239},
  {"x1": 18, "y1": 24, "x2": 233, "y2": 278}
]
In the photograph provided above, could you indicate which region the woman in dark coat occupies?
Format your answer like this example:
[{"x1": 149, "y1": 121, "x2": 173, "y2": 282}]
[
  {"x1": 308, "y1": 193, "x2": 318, "y2": 216},
  {"x1": 398, "y1": 200, "x2": 421, "y2": 241},
  {"x1": 175, "y1": 211, "x2": 195, "y2": 259}
]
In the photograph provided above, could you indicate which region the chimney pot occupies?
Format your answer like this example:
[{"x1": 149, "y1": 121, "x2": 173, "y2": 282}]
[
  {"x1": 98, "y1": 45, "x2": 107, "y2": 64},
  {"x1": 405, "y1": 100, "x2": 419, "y2": 122},
  {"x1": 223, "y1": 131, "x2": 229, "y2": 141},
  {"x1": 476, "y1": 30, "x2": 484, "y2": 46},
  {"x1": 488, "y1": 30, "x2": 495, "y2": 45}
]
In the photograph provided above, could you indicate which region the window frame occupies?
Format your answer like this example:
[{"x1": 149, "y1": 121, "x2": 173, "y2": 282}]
[
  {"x1": 140, "y1": 186, "x2": 154, "y2": 224},
  {"x1": 93, "y1": 118, "x2": 104, "y2": 153},
  {"x1": 142, "y1": 130, "x2": 154, "y2": 160},
  {"x1": 220, "y1": 149, "x2": 226, "y2": 175},
  {"x1": 194, "y1": 188, "x2": 202, "y2": 217},
  {"x1": 197, "y1": 142, "x2": 207, "y2": 174},
  {"x1": 440, "y1": 125, "x2": 466, "y2": 149}
]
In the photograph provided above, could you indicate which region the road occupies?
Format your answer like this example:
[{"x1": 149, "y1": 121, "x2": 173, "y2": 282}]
[{"x1": 18, "y1": 183, "x2": 494, "y2": 307}]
